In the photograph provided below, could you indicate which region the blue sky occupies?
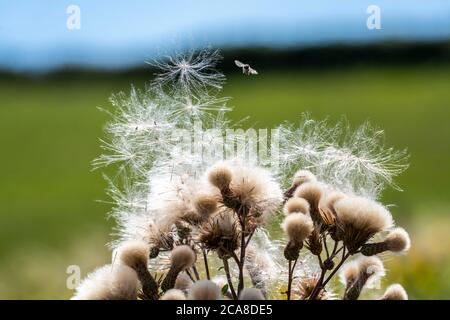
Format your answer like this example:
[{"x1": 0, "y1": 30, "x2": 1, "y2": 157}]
[{"x1": 1, "y1": 0, "x2": 450, "y2": 71}]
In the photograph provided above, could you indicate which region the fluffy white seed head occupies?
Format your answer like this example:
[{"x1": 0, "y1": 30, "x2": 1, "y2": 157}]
[
  {"x1": 187, "y1": 280, "x2": 221, "y2": 300},
  {"x1": 340, "y1": 256, "x2": 385, "y2": 290},
  {"x1": 334, "y1": 196, "x2": 394, "y2": 252},
  {"x1": 317, "y1": 190, "x2": 346, "y2": 226},
  {"x1": 170, "y1": 245, "x2": 196, "y2": 270},
  {"x1": 160, "y1": 289, "x2": 187, "y2": 300},
  {"x1": 385, "y1": 227, "x2": 411, "y2": 253},
  {"x1": 282, "y1": 213, "x2": 314, "y2": 244},
  {"x1": 193, "y1": 193, "x2": 218, "y2": 217},
  {"x1": 72, "y1": 264, "x2": 139, "y2": 300},
  {"x1": 292, "y1": 169, "x2": 316, "y2": 186},
  {"x1": 335, "y1": 197, "x2": 393, "y2": 232},
  {"x1": 117, "y1": 240, "x2": 150, "y2": 270},
  {"x1": 284, "y1": 197, "x2": 310, "y2": 215},
  {"x1": 359, "y1": 256, "x2": 385, "y2": 275},
  {"x1": 239, "y1": 288, "x2": 265, "y2": 300},
  {"x1": 294, "y1": 182, "x2": 323, "y2": 208},
  {"x1": 339, "y1": 262, "x2": 360, "y2": 287},
  {"x1": 228, "y1": 162, "x2": 283, "y2": 219},
  {"x1": 319, "y1": 190, "x2": 345, "y2": 216},
  {"x1": 175, "y1": 273, "x2": 193, "y2": 292},
  {"x1": 381, "y1": 284, "x2": 408, "y2": 300},
  {"x1": 109, "y1": 264, "x2": 140, "y2": 300},
  {"x1": 208, "y1": 164, "x2": 233, "y2": 190}
]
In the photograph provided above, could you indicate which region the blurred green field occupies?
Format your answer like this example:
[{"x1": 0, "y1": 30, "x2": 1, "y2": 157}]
[{"x1": 0, "y1": 64, "x2": 449, "y2": 299}]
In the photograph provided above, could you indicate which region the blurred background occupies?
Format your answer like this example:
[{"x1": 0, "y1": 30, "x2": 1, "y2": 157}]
[{"x1": 0, "y1": 0, "x2": 449, "y2": 299}]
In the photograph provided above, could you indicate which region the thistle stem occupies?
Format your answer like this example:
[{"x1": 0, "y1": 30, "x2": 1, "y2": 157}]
[
  {"x1": 287, "y1": 258, "x2": 298, "y2": 300},
  {"x1": 192, "y1": 265, "x2": 200, "y2": 281},
  {"x1": 222, "y1": 258, "x2": 237, "y2": 300},
  {"x1": 322, "y1": 250, "x2": 350, "y2": 288},
  {"x1": 185, "y1": 269, "x2": 195, "y2": 282},
  {"x1": 238, "y1": 226, "x2": 246, "y2": 294},
  {"x1": 310, "y1": 248, "x2": 350, "y2": 300},
  {"x1": 202, "y1": 248, "x2": 211, "y2": 280},
  {"x1": 245, "y1": 230, "x2": 255, "y2": 248}
]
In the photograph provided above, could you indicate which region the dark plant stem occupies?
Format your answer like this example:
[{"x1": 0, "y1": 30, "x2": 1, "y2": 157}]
[
  {"x1": 286, "y1": 258, "x2": 298, "y2": 300},
  {"x1": 185, "y1": 269, "x2": 195, "y2": 282},
  {"x1": 222, "y1": 258, "x2": 238, "y2": 300},
  {"x1": 323, "y1": 234, "x2": 330, "y2": 259},
  {"x1": 202, "y1": 248, "x2": 211, "y2": 280},
  {"x1": 238, "y1": 220, "x2": 246, "y2": 294},
  {"x1": 322, "y1": 249, "x2": 350, "y2": 288},
  {"x1": 192, "y1": 265, "x2": 200, "y2": 281},
  {"x1": 245, "y1": 230, "x2": 255, "y2": 248},
  {"x1": 309, "y1": 248, "x2": 350, "y2": 300}
]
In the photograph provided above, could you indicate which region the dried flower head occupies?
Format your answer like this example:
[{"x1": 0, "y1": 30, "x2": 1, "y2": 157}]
[
  {"x1": 225, "y1": 161, "x2": 283, "y2": 220},
  {"x1": 380, "y1": 284, "x2": 408, "y2": 300},
  {"x1": 161, "y1": 245, "x2": 197, "y2": 292},
  {"x1": 187, "y1": 280, "x2": 221, "y2": 300},
  {"x1": 282, "y1": 213, "x2": 314, "y2": 245},
  {"x1": 282, "y1": 213, "x2": 314, "y2": 260},
  {"x1": 339, "y1": 261, "x2": 360, "y2": 289},
  {"x1": 293, "y1": 170, "x2": 317, "y2": 186},
  {"x1": 198, "y1": 212, "x2": 240, "y2": 258},
  {"x1": 296, "y1": 276, "x2": 330, "y2": 300},
  {"x1": 239, "y1": 288, "x2": 265, "y2": 300},
  {"x1": 193, "y1": 193, "x2": 218, "y2": 217},
  {"x1": 175, "y1": 273, "x2": 193, "y2": 293},
  {"x1": 385, "y1": 227, "x2": 411, "y2": 252},
  {"x1": 318, "y1": 190, "x2": 346, "y2": 226},
  {"x1": 117, "y1": 240, "x2": 150, "y2": 270},
  {"x1": 170, "y1": 245, "x2": 197, "y2": 270},
  {"x1": 160, "y1": 289, "x2": 187, "y2": 300},
  {"x1": 283, "y1": 197, "x2": 310, "y2": 215},
  {"x1": 334, "y1": 196, "x2": 393, "y2": 253},
  {"x1": 72, "y1": 264, "x2": 139, "y2": 300},
  {"x1": 361, "y1": 227, "x2": 411, "y2": 256},
  {"x1": 340, "y1": 256, "x2": 385, "y2": 300},
  {"x1": 116, "y1": 240, "x2": 159, "y2": 300},
  {"x1": 208, "y1": 163, "x2": 233, "y2": 191},
  {"x1": 294, "y1": 182, "x2": 324, "y2": 226}
]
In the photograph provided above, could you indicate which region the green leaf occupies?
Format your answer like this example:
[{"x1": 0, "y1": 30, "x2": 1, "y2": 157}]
[{"x1": 221, "y1": 284, "x2": 229, "y2": 296}]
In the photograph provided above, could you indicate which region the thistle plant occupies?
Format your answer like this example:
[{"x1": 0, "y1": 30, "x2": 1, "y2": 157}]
[{"x1": 72, "y1": 48, "x2": 411, "y2": 300}]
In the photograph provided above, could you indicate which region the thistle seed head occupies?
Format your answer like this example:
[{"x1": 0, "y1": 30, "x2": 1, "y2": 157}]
[
  {"x1": 187, "y1": 280, "x2": 221, "y2": 300},
  {"x1": 117, "y1": 240, "x2": 150, "y2": 271},
  {"x1": 282, "y1": 213, "x2": 314, "y2": 245},
  {"x1": 170, "y1": 245, "x2": 197, "y2": 270},
  {"x1": 334, "y1": 196, "x2": 393, "y2": 253},
  {"x1": 380, "y1": 284, "x2": 408, "y2": 300},
  {"x1": 385, "y1": 227, "x2": 411, "y2": 253},
  {"x1": 283, "y1": 197, "x2": 310, "y2": 215},
  {"x1": 294, "y1": 182, "x2": 324, "y2": 225},
  {"x1": 318, "y1": 190, "x2": 346, "y2": 226},
  {"x1": 239, "y1": 288, "x2": 265, "y2": 300},
  {"x1": 72, "y1": 264, "x2": 139, "y2": 300},
  {"x1": 198, "y1": 212, "x2": 240, "y2": 258},
  {"x1": 292, "y1": 169, "x2": 316, "y2": 187},
  {"x1": 341, "y1": 256, "x2": 385, "y2": 300},
  {"x1": 175, "y1": 273, "x2": 193, "y2": 292},
  {"x1": 208, "y1": 164, "x2": 233, "y2": 191},
  {"x1": 193, "y1": 193, "x2": 218, "y2": 217}
]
